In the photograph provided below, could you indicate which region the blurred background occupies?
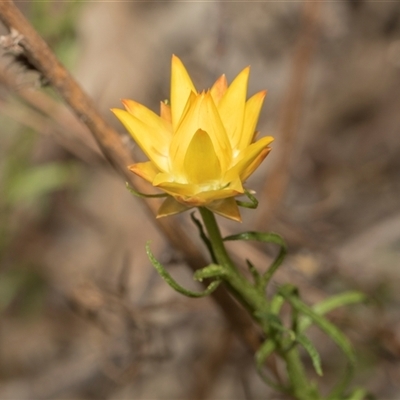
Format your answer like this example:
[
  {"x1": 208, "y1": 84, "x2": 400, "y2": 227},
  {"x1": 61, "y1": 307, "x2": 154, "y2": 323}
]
[{"x1": 0, "y1": 1, "x2": 400, "y2": 399}]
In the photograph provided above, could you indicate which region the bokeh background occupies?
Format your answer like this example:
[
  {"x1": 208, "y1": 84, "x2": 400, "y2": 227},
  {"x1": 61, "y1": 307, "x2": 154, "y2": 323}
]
[{"x1": 1, "y1": 1, "x2": 400, "y2": 399}]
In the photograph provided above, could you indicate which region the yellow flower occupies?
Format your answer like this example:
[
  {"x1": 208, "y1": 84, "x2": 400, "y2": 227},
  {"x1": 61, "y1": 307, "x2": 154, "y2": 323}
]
[{"x1": 112, "y1": 55, "x2": 273, "y2": 222}]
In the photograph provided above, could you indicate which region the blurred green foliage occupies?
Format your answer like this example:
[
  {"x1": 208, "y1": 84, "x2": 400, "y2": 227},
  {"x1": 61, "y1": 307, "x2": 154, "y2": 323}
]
[
  {"x1": 0, "y1": 267, "x2": 48, "y2": 317},
  {"x1": 5, "y1": 160, "x2": 78, "y2": 206},
  {"x1": 29, "y1": 0, "x2": 82, "y2": 68},
  {"x1": 0, "y1": 124, "x2": 80, "y2": 317}
]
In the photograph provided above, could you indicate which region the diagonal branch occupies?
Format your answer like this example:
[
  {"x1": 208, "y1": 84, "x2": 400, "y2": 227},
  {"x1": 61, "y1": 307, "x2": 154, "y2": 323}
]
[{"x1": 0, "y1": 0, "x2": 262, "y2": 353}]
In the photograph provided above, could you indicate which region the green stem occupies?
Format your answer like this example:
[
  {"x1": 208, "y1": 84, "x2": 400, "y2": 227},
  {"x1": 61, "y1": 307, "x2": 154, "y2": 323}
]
[
  {"x1": 199, "y1": 207, "x2": 267, "y2": 315},
  {"x1": 284, "y1": 346, "x2": 321, "y2": 400},
  {"x1": 199, "y1": 207, "x2": 321, "y2": 400}
]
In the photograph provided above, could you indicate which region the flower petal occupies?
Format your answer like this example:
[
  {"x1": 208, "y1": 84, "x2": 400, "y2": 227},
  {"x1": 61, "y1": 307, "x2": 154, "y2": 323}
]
[
  {"x1": 207, "y1": 198, "x2": 242, "y2": 222},
  {"x1": 154, "y1": 176, "x2": 241, "y2": 206},
  {"x1": 168, "y1": 94, "x2": 203, "y2": 179},
  {"x1": 155, "y1": 181, "x2": 203, "y2": 206},
  {"x1": 122, "y1": 99, "x2": 171, "y2": 133},
  {"x1": 218, "y1": 66, "x2": 249, "y2": 151},
  {"x1": 169, "y1": 93, "x2": 231, "y2": 176},
  {"x1": 112, "y1": 57, "x2": 273, "y2": 222},
  {"x1": 174, "y1": 90, "x2": 197, "y2": 132},
  {"x1": 157, "y1": 196, "x2": 190, "y2": 218},
  {"x1": 225, "y1": 135, "x2": 274, "y2": 183},
  {"x1": 210, "y1": 74, "x2": 228, "y2": 105},
  {"x1": 111, "y1": 108, "x2": 169, "y2": 172},
  {"x1": 160, "y1": 101, "x2": 172, "y2": 123},
  {"x1": 192, "y1": 186, "x2": 242, "y2": 203},
  {"x1": 128, "y1": 161, "x2": 159, "y2": 183},
  {"x1": 240, "y1": 147, "x2": 271, "y2": 182},
  {"x1": 171, "y1": 55, "x2": 197, "y2": 130},
  {"x1": 184, "y1": 129, "x2": 221, "y2": 184},
  {"x1": 153, "y1": 174, "x2": 198, "y2": 196},
  {"x1": 224, "y1": 176, "x2": 244, "y2": 194},
  {"x1": 239, "y1": 90, "x2": 267, "y2": 151},
  {"x1": 202, "y1": 93, "x2": 232, "y2": 170}
]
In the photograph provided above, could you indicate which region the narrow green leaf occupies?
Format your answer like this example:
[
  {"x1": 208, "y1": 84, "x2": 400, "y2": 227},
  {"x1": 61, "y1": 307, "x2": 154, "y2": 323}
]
[
  {"x1": 146, "y1": 242, "x2": 220, "y2": 298},
  {"x1": 280, "y1": 287, "x2": 356, "y2": 365},
  {"x1": 255, "y1": 340, "x2": 287, "y2": 391},
  {"x1": 223, "y1": 231, "x2": 287, "y2": 288},
  {"x1": 296, "y1": 333, "x2": 323, "y2": 376},
  {"x1": 255, "y1": 339, "x2": 275, "y2": 371},
  {"x1": 126, "y1": 182, "x2": 168, "y2": 198},
  {"x1": 236, "y1": 189, "x2": 259, "y2": 209},
  {"x1": 313, "y1": 291, "x2": 366, "y2": 315},
  {"x1": 300, "y1": 291, "x2": 367, "y2": 332},
  {"x1": 194, "y1": 264, "x2": 227, "y2": 281},
  {"x1": 246, "y1": 259, "x2": 261, "y2": 285}
]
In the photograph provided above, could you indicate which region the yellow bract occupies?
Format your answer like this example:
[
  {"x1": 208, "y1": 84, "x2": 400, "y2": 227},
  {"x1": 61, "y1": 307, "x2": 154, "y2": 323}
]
[{"x1": 112, "y1": 55, "x2": 273, "y2": 221}]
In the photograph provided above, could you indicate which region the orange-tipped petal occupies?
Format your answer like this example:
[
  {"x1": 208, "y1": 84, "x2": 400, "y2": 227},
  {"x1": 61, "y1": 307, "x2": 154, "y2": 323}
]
[
  {"x1": 210, "y1": 74, "x2": 228, "y2": 105},
  {"x1": 225, "y1": 135, "x2": 274, "y2": 183},
  {"x1": 157, "y1": 196, "x2": 190, "y2": 218},
  {"x1": 240, "y1": 147, "x2": 271, "y2": 182},
  {"x1": 239, "y1": 90, "x2": 267, "y2": 150},
  {"x1": 171, "y1": 55, "x2": 197, "y2": 130},
  {"x1": 128, "y1": 161, "x2": 160, "y2": 183},
  {"x1": 122, "y1": 99, "x2": 171, "y2": 133},
  {"x1": 160, "y1": 101, "x2": 172, "y2": 123},
  {"x1": 207, "y1": 198, "x2": 242, "y2": 222},
  {"x1": 218, "y1": 66, "x2": 250, "y2": 150}
]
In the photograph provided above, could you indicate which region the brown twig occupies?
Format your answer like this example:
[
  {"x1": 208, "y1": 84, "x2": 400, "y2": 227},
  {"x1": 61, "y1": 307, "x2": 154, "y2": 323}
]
[
  {"x1": 0, "y1": 66, "x2": 104, "y2": 164},
  {"x1": 0, "y1": 0, "x2": 262, "y2": 353},
  {"x1": 257, "y1": 0, "x2": 321, "y2": 229},
  {"x1": 0, "y1": 96, "x2": 104, "y2": 166}
]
